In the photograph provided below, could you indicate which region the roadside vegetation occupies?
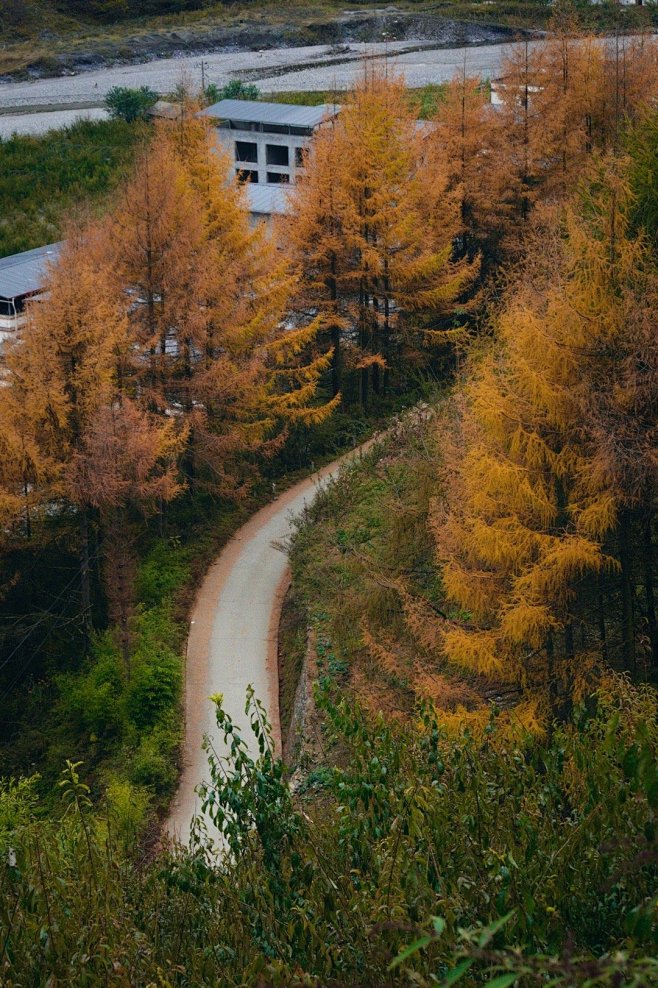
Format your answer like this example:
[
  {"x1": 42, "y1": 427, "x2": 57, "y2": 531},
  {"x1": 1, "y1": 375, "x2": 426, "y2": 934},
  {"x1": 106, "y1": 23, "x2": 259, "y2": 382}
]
[{"x1": 2, "y1": 670, "x2": 657, "y2": 985}]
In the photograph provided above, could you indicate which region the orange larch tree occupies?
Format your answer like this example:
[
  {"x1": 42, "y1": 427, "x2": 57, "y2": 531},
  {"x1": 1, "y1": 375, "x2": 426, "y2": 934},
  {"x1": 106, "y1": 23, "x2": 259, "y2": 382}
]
[
  {"x1": 1, "y1": 225, "x2": 127, "y2": 635},
  {"x1": 429, "y1": 67, "x2": 514, "y2": 269},
  {"x1": 432, "y1": 155, "x2": 658, "y2": 713},
  {"x1": 286, "y1": 69, "x2": 476, "y2": 407},
  {"x1": 76, "y1": 398, "x2": 183, "y2": 674},
  {"x1": 104, "y1": 117, "x2": 335, "y2": 494}
]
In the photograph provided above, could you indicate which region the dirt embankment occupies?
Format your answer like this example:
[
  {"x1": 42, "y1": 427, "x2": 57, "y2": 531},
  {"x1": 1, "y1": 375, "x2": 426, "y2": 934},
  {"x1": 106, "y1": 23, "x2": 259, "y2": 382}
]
[{"x1": 4, "y1": 10, "x2": 527, "y2": 82}]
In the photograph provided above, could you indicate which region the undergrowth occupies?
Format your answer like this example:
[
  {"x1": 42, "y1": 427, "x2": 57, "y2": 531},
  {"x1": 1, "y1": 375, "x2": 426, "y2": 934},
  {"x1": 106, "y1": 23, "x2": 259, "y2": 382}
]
[
  {"x1": 288, "y1": 399, "x2": 495, "y2": 734},
  {"x1": 0, "y1": 396, "x2": 397, "y2": 830},
  {"x1": 1, "y1": 677, "x2": 657, "y2": 985}
]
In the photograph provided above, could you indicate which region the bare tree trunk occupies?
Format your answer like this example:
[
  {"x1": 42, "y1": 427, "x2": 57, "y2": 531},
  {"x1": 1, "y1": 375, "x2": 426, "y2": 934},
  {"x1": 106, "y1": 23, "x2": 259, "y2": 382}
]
[
  {"x1": 597, "y1": 579, "x2": 608, "y2": 662},
  {"x1": 642, "y1": 512, "x2": 658, "y2": 666},
  {"x1": 23, "y1": 476, "x2": 31, "y2": 540},
  {"x1": 331, "y1": 324, "x2": 341, "y2": 398},
  {"x1": 103, "y1": 511, "x2": 136, "y2": 680},
  {"x1": 546, "y1": 631, "x2": 557, "y2": 734},
  {"x1": 328, "y1": 258, "x2": 341, "y2": 398},
  {"x1": 80, "y1": 510, "x2": 93, "y2": 647},
  {"x1": 618, "y1": 509, "x2": 636, "y2": 671}
]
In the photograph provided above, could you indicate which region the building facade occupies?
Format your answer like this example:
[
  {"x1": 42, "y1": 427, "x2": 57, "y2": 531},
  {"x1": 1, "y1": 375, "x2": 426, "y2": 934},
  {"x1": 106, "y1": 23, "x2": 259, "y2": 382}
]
[{"x1": 200, "y1": 98, "x2": 340, "y2": 189}]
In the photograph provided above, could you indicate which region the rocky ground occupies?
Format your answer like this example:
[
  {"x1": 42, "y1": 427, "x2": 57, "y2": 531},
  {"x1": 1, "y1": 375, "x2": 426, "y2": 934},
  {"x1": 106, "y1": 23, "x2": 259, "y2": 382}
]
[
  {"x1": 0, "y1": 37, "x2": 524, "y2": 127},
  {"x1": 0, "y1": 8, "x2": 529, "y2": 83}
]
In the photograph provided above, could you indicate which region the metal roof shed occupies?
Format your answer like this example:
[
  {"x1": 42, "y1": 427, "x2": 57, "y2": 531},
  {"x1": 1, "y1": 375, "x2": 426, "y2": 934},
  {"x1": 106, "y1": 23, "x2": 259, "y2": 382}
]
[
  {"x1": 0, "y1": 242, "x2": 63, "y2": 308},
  {"x1": 200, "y1": 99, "x2": 340, "y2": 133},
  {"x1": 246, "y1": 183, "x2": 292, "y2": 217}
]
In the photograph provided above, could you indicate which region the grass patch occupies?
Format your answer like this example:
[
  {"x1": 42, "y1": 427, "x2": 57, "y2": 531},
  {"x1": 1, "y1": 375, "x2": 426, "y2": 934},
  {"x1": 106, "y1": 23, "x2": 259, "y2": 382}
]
[
  {"x1": 266, "y1": 83, "x2": 448, "y2": 119},
  {"x1": 0, "y1": 118, "x2": 146, "y2": 258},
  {"x1": 277, "y1": 586, "x2": 307, "y2": 746}
]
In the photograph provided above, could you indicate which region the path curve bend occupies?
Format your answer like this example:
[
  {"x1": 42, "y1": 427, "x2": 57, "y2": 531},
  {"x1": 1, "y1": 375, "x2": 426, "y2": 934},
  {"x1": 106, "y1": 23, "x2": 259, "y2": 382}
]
[{"x1": 165, "y1": 447, "x2": 367, "y2": 844}]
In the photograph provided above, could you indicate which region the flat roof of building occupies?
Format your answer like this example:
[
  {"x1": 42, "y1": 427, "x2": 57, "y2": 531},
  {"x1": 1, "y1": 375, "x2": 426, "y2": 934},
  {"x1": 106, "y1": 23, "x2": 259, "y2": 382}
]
[
  {"x1": 201, "y1": 98, "x2": 340, "y2": 130},
  {"x1": 246, "y1": 183, "x2": 291, "y2": 216},
  {"x1": 0, "y1": 242, "x2": 63, "y2": 301}
]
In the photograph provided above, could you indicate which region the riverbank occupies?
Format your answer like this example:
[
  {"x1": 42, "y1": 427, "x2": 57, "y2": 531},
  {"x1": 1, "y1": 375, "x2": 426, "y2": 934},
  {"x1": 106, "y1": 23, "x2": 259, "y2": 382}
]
[
  {"x1": 0, "y1": 37, "x2": 519, "y2": 131},
  {"x1": 0, "y1": 5, "x2": 534, "y2": 82}
]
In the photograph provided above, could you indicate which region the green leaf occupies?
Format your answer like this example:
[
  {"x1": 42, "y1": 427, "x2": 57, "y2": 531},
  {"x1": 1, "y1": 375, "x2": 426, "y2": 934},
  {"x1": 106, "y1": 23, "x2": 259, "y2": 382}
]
[
  {"x1": 440, "y1": 958, "x2": 474, "y2": 985},
  {"x1": 478, "y1": 911, "x2": 516, "y2": 947},
  {"x1": 484, "y1": 975, "x2": 518, "y2": 988},
  {"x1": 388, "y1": 935, "x2": 433, "y2": 970}
]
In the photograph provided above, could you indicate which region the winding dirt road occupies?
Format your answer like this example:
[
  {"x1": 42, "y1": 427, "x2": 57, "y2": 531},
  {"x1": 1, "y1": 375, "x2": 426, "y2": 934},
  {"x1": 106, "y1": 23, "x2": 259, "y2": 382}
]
[{"x1": 165, "y1": 449, "x2": 365, "y2": 844}]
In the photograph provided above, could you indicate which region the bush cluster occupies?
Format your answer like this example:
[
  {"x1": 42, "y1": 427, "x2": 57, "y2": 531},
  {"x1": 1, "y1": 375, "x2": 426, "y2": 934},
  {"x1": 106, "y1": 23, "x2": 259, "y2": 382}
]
[
  {"x1": 1, "y1": 680, "x2": 656, "y2": 985},
  {"x1": 42, "y1": 539, "x2": 191, "y2": 812}
]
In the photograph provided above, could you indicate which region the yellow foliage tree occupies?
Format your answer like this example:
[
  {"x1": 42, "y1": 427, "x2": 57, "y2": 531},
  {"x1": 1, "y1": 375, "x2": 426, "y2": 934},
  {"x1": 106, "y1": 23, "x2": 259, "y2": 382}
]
[
  {"x1": 106, "y1": 118, "x2": 335, "y2": 493},
  {"x1": 286, "y1": 69, "x2": 476, "y2": 406},
  {"x1": 429, "y1": 67, "x2": 515, "y2": 268},
  {"x1": 432, "y1": 155, "x2": 658, "y2": 711},
  {"x1": 0, "y1": 224, "x2": 183, "y2": 645}
]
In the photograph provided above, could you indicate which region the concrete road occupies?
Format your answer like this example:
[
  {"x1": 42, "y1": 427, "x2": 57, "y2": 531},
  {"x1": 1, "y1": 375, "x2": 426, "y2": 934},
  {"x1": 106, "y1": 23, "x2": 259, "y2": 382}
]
[{"x1": 165, "y1": 449, "x2": 366, "y2": 845}]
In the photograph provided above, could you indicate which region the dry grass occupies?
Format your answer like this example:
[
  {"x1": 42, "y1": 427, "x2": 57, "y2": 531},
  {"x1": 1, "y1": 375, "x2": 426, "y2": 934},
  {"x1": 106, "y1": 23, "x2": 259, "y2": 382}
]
[{"x1": 288, "y1": 401, "x2": 501, "y2": 731}]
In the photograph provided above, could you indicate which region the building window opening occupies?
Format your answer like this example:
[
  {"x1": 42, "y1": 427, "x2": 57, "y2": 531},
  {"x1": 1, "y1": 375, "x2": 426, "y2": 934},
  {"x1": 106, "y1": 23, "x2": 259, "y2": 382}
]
[
  {"x1": 237, "y1": 169, "x2": 259, "y2": 183},
  {"x1": 295, "y1": 146, "x2": 307, "y2": 168},
  {"x1": 235, "y1": 141, "x2": 258, "y2": 163},
  {"x1": 266, "y1": 144, "x2": 289, "y2": 167},
  {"x1": 267, "y1": 172, "x2": 290, "y2": 184}
]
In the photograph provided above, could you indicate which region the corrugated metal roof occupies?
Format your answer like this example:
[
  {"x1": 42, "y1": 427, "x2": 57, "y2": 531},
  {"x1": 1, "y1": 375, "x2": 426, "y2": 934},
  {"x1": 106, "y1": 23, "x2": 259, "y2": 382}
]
[
  {"x1": 201, "y1": 99, "x2": 340, "y2": 129},
  {"x1": 246, "y1": 183, "x2": 292, "y2": 216},
  {"x1": 0, "y1": 242, "x2": 63, "y2": 300}
]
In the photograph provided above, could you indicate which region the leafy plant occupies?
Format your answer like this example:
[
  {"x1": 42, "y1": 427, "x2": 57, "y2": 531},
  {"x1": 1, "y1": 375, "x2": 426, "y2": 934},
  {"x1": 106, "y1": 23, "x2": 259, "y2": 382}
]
[
  {"x1": 2, "y1": 680, "x2": 658, "y2": 985},
  {"x1": 104, "y1": 85, "x2": 158, "y2": 122},
  {"x1": 216, "y1": 80, "x2": 261, "y2": 102}
]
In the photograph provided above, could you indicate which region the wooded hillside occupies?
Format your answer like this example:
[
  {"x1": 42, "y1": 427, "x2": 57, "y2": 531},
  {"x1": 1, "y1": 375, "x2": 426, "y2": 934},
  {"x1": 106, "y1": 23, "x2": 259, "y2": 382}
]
[{"x1": 1, "y1": 16, "x2": 658, "y2": 986}]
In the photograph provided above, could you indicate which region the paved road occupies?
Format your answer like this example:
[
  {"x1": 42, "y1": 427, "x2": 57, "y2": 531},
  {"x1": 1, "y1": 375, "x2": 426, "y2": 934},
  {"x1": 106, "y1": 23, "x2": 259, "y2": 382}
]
[
  {"x1": 165, "y1": 449, "x2": 366, "y2": 845},
  {"x1": 0, "y1": 38, "x2": 515, "y2": 136},
  {"x1": 0, "y1": 107, "x2": 108, "y2": 138}
]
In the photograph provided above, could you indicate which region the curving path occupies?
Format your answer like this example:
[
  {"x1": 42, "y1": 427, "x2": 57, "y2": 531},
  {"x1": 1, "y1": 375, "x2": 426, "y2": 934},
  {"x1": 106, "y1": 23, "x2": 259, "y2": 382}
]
[{"x1": 165, "y1": 447, "x2": 367, "y2": 844}]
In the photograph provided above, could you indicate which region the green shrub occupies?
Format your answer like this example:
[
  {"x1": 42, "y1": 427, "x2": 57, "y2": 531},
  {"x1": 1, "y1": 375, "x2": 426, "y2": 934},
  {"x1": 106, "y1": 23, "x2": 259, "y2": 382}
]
[
  {"x1": 2, "y1": 681, "x2": 658, "y2": 985},
  {"x1": 0, "y1": 776, "x2": 39, "y2": 854},
  {"x1": 125, "y1": 653, "x2": 181, "y2": 729},
  {"x1": 104, "y1": 777, "x2": 150, "y2": 846},
  {"x1": 217, "y1": 80, "x2": 261, "y2": 101},
  {"x1": 129, "y1": 728, "x2": 178, "y2": 794},
  {"x1": 104, "y1": 85, "x2": 158, "y2": 122},
  {"x1": 136, "y1": 540, "x2": 191, "y2": 608},
  {"x1": 58, "y1": 648, "x2": 126, "y2": 740}
]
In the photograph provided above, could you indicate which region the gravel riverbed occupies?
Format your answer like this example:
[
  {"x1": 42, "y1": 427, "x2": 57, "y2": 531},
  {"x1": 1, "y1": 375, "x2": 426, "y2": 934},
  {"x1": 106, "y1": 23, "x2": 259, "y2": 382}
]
[{"x1": 0, "y1": 38, "x2": 518, "y2": 136}]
